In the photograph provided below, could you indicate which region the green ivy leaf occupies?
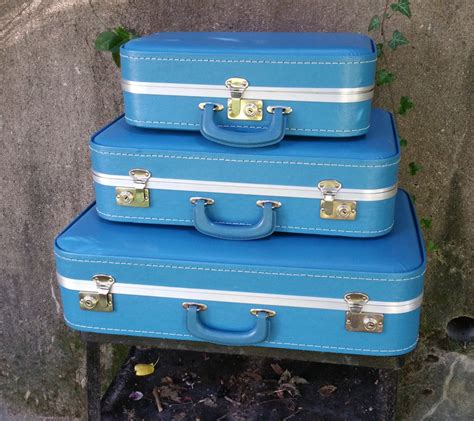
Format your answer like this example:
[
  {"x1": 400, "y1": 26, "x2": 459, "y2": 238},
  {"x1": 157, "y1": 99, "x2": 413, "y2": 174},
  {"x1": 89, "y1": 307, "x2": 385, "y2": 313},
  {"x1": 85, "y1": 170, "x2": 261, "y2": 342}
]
[
  {"x1": 409, "y1": 161, "x2": 422, "y2": 175},
  {"x1": 95, "y1": 27, "x2": 138, "y2": 67},
  {"x1": 368, "y1": 15, "x2": 381, "y2": 31},
  {"x1": 427, "y1": 239, "x2": 439, "y2": 252},
  {"x1": 389, "y1": 30, "x2": 409, "y2": 49},
  {"x1": 112, "y1": 52, "x2": 121, "y2": 67},
  {"x1": 95, "y1": 31, "x2": 123, "y2": 51},
  {"x1": 420, "y1": 217, "x2": 432, "y2": 229},
  {"x1": 399, "y1": 96, "x2": 414, "y2": 115},
  {"x1": 376, "y1": 43, "x2": 384, "y2": 58},
  {"x1": 390, "y1": 0, "x2": 412, "y2": 18},
  {"x1": 376, "y1": 69, "x2": 395, "y2": 86},
  {"x1": 114, "y1": 26, "x2": 134, "y2": 39},
  {"x1": 400, "y1": 138, "x2": 407, "y2": 147}
]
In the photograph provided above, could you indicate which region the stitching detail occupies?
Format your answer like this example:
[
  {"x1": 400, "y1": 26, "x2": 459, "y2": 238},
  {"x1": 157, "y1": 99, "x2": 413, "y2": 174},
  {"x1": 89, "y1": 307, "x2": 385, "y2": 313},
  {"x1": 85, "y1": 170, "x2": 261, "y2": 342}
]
[
  {"x1": 89, "y1": 146, "x2": 400, "y2": 169},
  {"x1": 65, "y1": 317, "x2": 191, "y2": 338},
  {"x1": 55, "y1": 253, "x2": 426, "y2": 282},
  {"x1": 120, "y1": 54, "x2": 377, "y2": 65},
  {"x1": 124, "y1": 116, "x2": 370, "y2": 133},
  {"x1": 64, "y1": 317, "x2": 416, "y2": 353},
  {"x1": 95, "y1": 209, "x2": 394, "y2": 234},
  {"x1": 277, "y1": 223, "x2": 393, "y2": 233}
]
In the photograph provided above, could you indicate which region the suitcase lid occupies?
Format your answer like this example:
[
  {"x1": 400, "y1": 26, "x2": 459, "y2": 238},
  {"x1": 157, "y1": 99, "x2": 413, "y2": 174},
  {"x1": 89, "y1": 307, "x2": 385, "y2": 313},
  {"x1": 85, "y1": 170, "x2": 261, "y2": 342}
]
[
  {"x1": 120, "y1": 32, "x2": 376, "y2": 88},
  {"x1": 56, "y1": 190, "x2": 425, "y2": 277},
  {"x1": 90, "y1": 109, "x2": 399, "y2": 190},
  {"x1": 92, "y1": 109, "x2": 397, "y2": 161},
  {"x1": 123, "y1": 32, "x2": 375, "y2": 57}
]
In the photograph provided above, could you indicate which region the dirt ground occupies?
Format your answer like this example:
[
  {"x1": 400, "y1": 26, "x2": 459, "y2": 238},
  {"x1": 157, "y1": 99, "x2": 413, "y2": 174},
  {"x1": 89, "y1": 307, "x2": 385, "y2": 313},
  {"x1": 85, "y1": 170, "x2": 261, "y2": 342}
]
[{"x1": 102, "y1": 347, "x2": 397, "y2": 421}]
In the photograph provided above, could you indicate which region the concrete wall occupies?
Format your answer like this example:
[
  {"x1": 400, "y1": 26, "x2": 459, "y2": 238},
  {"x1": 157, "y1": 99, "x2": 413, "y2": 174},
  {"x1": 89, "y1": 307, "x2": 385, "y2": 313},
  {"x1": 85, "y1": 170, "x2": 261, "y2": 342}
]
[{"x1": 1, "y1": 0, "x2": 472, "y2": 418}]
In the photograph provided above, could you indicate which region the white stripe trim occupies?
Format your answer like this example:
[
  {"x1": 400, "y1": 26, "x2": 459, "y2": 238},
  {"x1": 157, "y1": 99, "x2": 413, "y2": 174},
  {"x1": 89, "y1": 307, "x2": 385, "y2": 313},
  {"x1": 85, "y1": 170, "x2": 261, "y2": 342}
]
[
  {"x1": 58, "y1": 274, "x2": 422, "y2": 314},
  {"x1": 122, "y1": 80, "x2": 374, "y2": 103},
  {"x1": 92, "y1": 171, "x2": 397, "y2": 201}
]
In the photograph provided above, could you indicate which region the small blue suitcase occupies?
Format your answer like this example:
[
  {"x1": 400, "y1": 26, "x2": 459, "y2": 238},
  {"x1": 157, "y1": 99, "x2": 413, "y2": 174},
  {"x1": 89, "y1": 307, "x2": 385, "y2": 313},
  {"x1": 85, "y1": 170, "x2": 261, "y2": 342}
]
[
  {"x1": 120, "y1": 32, "x2": 376, "y2": 146},
  {"x1": 90, "y1": 109, "x2": 399, "y2": 240},
  {"x1": 55, "y1": 190, "x2": 425, "y2": 357}
]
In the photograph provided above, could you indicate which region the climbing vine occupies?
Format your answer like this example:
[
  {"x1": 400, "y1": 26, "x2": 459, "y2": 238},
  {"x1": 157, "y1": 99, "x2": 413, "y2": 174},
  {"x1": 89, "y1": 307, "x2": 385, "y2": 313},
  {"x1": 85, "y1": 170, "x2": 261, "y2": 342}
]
[
  {"x1": 95, "y1": 26, "x2": 137, "y2": 67},
  {"x1": 368, "y1": 0, "x2": 437, "y2": 252}
]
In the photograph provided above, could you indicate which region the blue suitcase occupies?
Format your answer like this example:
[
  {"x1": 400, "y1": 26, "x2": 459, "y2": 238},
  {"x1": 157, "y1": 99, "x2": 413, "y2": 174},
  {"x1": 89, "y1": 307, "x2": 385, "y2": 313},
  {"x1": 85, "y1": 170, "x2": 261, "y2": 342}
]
[
  {"x1": 55, "y1": 190, "x2": 425, "y2": 357},
  {"x1": 120, "y1": 32, "x2": 376, "y2": 146},
  {"x1": 90, "y1": 109, "x2": 399, "y2": 240}
]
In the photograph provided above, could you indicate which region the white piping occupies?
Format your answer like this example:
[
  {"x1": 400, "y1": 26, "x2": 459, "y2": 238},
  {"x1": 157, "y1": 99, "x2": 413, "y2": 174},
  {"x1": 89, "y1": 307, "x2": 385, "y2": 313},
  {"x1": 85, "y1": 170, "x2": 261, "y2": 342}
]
[
  {"x1": 92, "y1": 171, "x2": 397, "y2": 201},
  {"x1": 58, "y1": 274, "x2": 422, "y2": 314},
  {"x1": 122, "y1": 80, "x2": 374, "y2": 103}
]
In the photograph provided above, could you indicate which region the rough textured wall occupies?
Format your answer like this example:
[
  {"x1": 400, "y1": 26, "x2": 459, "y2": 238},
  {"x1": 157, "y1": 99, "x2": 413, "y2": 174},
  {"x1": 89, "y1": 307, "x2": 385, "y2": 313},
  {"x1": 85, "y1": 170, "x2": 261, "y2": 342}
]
[{"x1": 0, "y1": 0, "x2": 472, "y2": 418}]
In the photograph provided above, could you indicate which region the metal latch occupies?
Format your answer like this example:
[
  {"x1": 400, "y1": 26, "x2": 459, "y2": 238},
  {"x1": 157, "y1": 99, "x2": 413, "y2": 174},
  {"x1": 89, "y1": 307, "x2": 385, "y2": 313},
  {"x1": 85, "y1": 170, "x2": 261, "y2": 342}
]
[
  {"x1": 225, "y1": 78, "x2": 263, "y2": 121},
  {"x1": 344, "y1": 293, "x2": 384, "y2": 333},
  {"x1": 116, "y1": 169, "x2": 151, "y2": 207},
  {"x1": 317, "y1": 180, "x2": 357, "y2": 220},
  {"x1": 79, "y1": 274, "x2": 115, "y2": 312}
]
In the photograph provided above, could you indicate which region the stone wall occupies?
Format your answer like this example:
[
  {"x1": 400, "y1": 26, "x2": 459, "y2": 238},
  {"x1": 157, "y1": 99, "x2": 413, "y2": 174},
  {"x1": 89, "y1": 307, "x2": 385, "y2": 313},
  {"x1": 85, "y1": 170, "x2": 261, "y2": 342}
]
[{"x1": 1, "y1": 0, "x2": 472, "y2": 418}]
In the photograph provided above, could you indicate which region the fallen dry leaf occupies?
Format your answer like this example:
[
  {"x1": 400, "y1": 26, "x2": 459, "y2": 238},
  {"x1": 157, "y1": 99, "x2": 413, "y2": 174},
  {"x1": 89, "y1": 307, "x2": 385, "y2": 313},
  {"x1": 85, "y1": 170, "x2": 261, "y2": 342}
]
[
  {"x1": 271, "y1": 363, "x2": 284, "y2": 376},
  {"x1": 318, "y1": 384, "x2": 337, "y2": 397},
  {"x1": 291, "y1": 376, "x2": 309, "y2": 385},
  {"x1": 278, "y1": 369, "x2": 292, "y2": 384},
  {"x1": 158, "y1": 385, "x2": 181, "y2": 402},
  {"x1": 128, "y1": 391, "x2": 143, "y2": 401},
  {"x1": 243, "y1": 370, "x2": 263, "y2": 381},
  {"x1": 279, "y1": 382, "x2": 300, "y2": 397}
]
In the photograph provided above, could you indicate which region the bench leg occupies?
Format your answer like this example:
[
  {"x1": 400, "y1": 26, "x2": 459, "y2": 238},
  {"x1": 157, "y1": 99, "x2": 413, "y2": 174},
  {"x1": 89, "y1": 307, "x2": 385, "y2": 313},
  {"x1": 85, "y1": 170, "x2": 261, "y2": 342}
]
[{"x1": 86, "y1": 341, "x2": 101, "y2": 420}]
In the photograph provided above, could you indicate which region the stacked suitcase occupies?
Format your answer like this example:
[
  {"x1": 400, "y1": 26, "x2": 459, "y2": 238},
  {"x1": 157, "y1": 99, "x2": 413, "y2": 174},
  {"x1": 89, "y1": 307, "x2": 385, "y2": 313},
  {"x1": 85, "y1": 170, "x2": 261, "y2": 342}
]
[{"x1": 55, "y1": 33, "x2": 426, "y2": 357}]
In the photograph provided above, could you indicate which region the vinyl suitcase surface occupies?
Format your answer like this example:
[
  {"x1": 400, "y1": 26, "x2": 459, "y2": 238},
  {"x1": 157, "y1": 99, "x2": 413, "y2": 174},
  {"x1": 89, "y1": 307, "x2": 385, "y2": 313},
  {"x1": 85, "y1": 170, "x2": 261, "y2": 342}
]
[
  {"x1": 55, "y1": 190, "x2": 425, "y2": 357},
  {"x1": 91, "y1": 109, "x2": 399, "y2": 240},
  {"x1": 121, "y1": 32, "x2": 376, "y2": 145}
]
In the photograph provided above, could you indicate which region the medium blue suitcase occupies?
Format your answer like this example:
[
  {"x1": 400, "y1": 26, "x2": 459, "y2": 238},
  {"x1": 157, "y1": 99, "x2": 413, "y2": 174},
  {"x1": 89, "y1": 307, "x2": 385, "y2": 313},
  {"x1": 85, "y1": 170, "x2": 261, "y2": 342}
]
[
  {"x1": 55, "y1": 190, "x2": 425, "y2": 357},
  {"x1": 90, "y1": 109, "x2": 399, "y2": 240},
  {"x1": 120, "y1": 32, "x2": 376, "y2": 146}
]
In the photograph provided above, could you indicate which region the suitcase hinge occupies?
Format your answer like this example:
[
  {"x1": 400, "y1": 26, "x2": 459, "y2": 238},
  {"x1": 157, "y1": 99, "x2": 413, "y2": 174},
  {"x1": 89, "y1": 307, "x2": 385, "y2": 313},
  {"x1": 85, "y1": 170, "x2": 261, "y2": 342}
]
[
  {"x1": 225, "y1": 77, "x2": 263, "y2": 121},
  {"x1": 115, "y1": 169, "x2": 151, "y2": 207},
  {"x1": 344, "y1": 293, "x2": 384, "y2": 333},
  {"x1": 318, "y1": 180, "x2": 357, "y2": 220},
  {"x1": 79, "y1": 274, "x2": 115, "y2": 312}
]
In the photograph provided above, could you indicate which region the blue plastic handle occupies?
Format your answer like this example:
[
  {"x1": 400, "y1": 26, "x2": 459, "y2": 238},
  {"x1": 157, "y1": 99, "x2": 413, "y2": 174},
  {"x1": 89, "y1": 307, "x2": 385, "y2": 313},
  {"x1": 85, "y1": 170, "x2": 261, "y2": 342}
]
[
  {"x1": 191, "y1": 199, "x2": 279, "y2": 240},
  {"x1": 184, "y1": 305, "x2": 272, "y2": 346},
  {"x1": 200, "y1": 103, "x2": 287, "y2": 148}
]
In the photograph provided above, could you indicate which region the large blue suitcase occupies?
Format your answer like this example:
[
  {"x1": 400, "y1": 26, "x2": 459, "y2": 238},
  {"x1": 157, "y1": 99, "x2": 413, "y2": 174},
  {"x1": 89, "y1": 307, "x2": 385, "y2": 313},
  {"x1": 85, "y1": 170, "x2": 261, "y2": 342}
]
[
  {"x1": 120, "y1": 32, "x2": 376, "y2": 146},
  {"x1": 55, "y1": 190, "x2": 425, "y2": 357},
  {"x1": 91, "y1": 109, "x2": 399, "y2": 240}
]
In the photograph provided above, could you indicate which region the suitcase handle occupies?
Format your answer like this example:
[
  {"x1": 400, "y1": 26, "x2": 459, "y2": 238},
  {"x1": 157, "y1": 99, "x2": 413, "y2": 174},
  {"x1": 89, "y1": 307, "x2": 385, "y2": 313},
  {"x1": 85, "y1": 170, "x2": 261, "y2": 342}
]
[
  {"x1": 190, "y1": 197, "x2": 281, "y2": 240},
  {"x1": 183, "y1": 303, "x2": 275, "y2": 345},
  {"x1": 199, "y1": 102, "x2": 290, "y2": 148}
]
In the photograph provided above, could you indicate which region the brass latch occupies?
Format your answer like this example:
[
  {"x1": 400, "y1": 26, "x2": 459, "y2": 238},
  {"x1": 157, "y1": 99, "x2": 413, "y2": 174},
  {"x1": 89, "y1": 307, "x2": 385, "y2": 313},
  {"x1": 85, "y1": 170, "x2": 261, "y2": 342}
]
[
  {"x1": 318, "y1": 180, "x2": 357, "y2": 220},
  {"x1": 79, "y1": 274, "x2": 115, "y2": 312},
  {"x1": 344, "y1": 293, "x2": 384, "y2": 333},
  {"x1": 225, "y1": 77, "x2": 263, "y2": 121},
  {"x1": 116, "y1": 169, "x2": 151, "y2": 207}
]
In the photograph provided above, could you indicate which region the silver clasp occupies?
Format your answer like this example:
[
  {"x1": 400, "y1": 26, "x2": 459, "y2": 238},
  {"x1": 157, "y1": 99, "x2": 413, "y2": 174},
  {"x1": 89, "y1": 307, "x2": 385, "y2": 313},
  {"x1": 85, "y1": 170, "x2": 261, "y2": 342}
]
[
  {"x1": 116, "y1": 169, "x2": 151, "y2": 207},
  {"x1": 344, "y1": 293, "x2": 384, "y2": 333},
  {"x1": 345, "y1": 293, "x2": 369, "y2": 314},
  {"x1": 317, "y1": 180, "x2": 357, "y2": 220},
  {"x1": 225, "y1": 77, "x2": 263, "y2": 121},
  {"x1": 79, "y1": 274, "x2": 115, "y2": 312}
]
